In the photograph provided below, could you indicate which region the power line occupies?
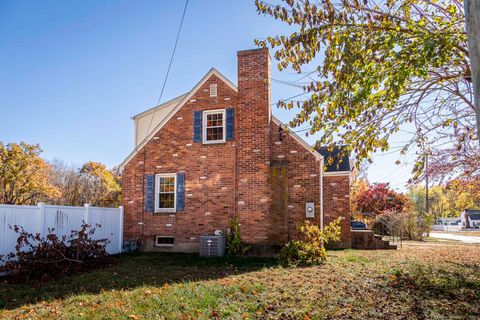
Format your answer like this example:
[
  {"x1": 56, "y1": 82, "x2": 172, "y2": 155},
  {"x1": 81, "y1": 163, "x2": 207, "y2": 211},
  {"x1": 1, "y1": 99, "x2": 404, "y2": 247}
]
[
  {"x1": 156, "y1": 0, "x2": 189, "y2": 105},
  {"x1": 270, "y1": 91, "x2": 310, "y2": 106},
  {"x1": 271, "y1": 78, "x2": 306, "y2": 89},
  {"x1": 373, "y1": 146, "x2": 410, "y2": 157},
  {"x1": 292, "y1": 126, "x2": 312, "y2": 133},
  {"x1": 294, "y1": 69, "x2": 318, "y2": 82},
  {"x1": 141, "y1": 0, "x2": 189, "y2": 150}
]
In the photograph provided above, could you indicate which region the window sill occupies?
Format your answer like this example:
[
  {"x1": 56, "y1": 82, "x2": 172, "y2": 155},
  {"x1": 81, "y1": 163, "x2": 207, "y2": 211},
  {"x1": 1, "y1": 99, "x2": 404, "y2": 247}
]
[
  {"x1": 154, "y1": 209, "x2": 176, "y2": 214},
  {"x1": 202, "y1": 140, "x2": 226, "y2": 145}
]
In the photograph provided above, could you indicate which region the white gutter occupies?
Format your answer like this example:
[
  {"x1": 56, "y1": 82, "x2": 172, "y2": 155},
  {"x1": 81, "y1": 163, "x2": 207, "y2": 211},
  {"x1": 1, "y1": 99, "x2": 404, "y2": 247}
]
[{"x1": 323, "y1": 171, "x2": 350, "y2": 177}]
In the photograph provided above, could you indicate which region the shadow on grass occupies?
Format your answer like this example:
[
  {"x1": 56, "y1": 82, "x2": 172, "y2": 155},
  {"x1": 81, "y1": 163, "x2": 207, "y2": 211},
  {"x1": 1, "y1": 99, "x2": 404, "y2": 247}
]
[
  {"x1": 387, "y1": 263, "x2": 480, "y2": 299},
  {"x1": 0, "y1": 252, "x2": 279, "y2": 310}
]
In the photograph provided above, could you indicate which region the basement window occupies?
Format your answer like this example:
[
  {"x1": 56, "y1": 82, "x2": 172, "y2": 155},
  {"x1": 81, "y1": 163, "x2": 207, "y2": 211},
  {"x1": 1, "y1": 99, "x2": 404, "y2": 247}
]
[
  {"x1": 203, "y1": 109, "x2": 226, "y2": 144},
  {"x1": 155, "y1": 236, "x2": 174, "y2": 247}
]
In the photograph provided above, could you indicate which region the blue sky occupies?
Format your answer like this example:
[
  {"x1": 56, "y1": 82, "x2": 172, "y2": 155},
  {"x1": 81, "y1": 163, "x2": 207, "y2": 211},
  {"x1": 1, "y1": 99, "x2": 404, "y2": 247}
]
[{"x1": 0, "y1": 0, "x2": 414, "y2": 191}]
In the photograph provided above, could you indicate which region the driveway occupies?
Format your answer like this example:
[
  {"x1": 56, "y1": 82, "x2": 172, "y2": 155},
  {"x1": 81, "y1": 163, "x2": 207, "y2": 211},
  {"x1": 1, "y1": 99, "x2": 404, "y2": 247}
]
[{"x1": 430, "y1": 232, "x2": 480, "y2": 244}]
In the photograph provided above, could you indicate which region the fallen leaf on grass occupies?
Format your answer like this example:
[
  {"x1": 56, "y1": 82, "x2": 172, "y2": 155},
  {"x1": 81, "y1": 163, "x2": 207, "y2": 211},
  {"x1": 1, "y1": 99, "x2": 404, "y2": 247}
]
[{"x1": 211, "y1": 309, "x2": 219, "y2": 318}]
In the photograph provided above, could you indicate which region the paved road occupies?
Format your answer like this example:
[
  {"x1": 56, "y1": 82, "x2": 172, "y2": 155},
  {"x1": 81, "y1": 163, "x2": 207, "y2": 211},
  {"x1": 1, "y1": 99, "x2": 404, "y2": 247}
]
[{"x1": 430, "y1": 232, "x2": 480, "y2": 244}]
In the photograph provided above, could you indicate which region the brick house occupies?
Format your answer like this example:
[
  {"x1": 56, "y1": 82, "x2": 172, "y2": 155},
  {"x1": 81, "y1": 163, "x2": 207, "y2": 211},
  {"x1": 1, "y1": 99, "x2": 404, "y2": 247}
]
[{"x1": 120, "y1": 48, "x2": 351, "y2": 253}]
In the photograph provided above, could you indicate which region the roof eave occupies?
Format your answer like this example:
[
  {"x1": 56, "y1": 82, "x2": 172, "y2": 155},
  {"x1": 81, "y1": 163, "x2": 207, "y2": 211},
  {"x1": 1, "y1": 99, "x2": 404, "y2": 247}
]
[{"x1": 131, "y1": 93, "x2": 188, "y2": 121}]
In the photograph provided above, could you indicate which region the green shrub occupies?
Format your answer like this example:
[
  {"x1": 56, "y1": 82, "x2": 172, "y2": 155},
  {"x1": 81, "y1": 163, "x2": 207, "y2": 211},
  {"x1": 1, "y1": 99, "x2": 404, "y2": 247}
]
[
  {"x1": 226, "y1": 216, "x2": 250, "y2": 256},
  {"x1": 279, "y1": 218, "x2": 341, "y2": 266}
]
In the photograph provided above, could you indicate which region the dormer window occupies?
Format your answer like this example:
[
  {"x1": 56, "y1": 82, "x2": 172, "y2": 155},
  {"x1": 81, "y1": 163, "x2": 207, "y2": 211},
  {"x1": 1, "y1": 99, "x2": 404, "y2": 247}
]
[
  {"x1": 203, "y1": 109, "x2": 225, "y2": 144},
  {"x1": 210, "y1": 84, "x2": 217, "y2": 97}
]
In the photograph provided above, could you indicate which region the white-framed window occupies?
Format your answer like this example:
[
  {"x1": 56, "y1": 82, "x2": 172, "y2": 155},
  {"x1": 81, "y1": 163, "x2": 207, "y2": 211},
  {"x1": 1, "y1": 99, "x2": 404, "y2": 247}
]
[
  {"x1": 203, "y1": 109, "x2": 226, "y2": 144},
  {"x1": 155, "y1": 173, "x2": 176, "y2": 212},
  {"x1": 210, "y1": 83, "x2": 217, "y2": 97}
]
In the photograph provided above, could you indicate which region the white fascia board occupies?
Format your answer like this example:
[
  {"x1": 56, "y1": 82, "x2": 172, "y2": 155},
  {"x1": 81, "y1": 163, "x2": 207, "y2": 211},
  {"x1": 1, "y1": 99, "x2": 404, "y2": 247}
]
[
  {"x1": 131, "y1": 93, "x2": 187, "y2": 120},
  {"x1": 323, "y1": 171, "x2": 351, "y2": 177}
]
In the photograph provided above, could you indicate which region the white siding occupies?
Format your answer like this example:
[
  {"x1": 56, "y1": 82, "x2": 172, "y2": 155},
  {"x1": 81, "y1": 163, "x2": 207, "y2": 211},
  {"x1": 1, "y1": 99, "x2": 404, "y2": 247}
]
[{"x1": 134, "y1": 95, "x2": 186, "y2": 146}]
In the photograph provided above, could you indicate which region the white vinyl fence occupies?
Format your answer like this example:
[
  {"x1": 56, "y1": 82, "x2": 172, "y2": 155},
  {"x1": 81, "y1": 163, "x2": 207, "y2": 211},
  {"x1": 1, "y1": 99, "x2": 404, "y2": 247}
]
[{"x1": 0, "y1": 203, "x2": 123, "y2": 258}]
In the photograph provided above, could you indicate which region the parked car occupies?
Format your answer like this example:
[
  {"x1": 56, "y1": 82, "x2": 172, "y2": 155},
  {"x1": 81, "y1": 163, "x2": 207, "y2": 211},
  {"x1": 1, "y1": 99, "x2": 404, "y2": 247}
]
[{"x1": 351, "y1": 220, "x2": 368, "y2": 230}]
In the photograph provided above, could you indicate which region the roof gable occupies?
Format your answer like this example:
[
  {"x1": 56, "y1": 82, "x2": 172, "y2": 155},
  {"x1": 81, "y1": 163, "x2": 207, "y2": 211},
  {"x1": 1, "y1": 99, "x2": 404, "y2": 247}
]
[
  {"x1": 120, "y1": 68, "x2": 237, "y2": 169},
  {"x1": 120, "y1": 69, "x2": 325, "y2": 169},
  {"x1": 271, "y1": 116, "x2": 322, "y2": 160}
]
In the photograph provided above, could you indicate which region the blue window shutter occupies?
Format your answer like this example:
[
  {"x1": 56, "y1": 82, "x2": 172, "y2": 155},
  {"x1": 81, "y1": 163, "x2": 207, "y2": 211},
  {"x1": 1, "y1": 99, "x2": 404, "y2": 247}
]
[
  {"x1": 226, "y1": 108, "x2": 234, "y2": 141},
  {"x1": 194, "y1": 111, "x2": 202, "y2": 142},
  {"x1": 145, "y1": 174, "x2": 154, "y2": 213},
  {"x1": 176, "y1": 172, "x2": 185, "y2": 211}
]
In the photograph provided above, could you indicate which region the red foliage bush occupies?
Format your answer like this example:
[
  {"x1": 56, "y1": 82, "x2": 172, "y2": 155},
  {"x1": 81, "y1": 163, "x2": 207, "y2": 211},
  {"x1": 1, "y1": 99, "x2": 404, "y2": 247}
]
[
  {"x1": 0, "y1": 223, "x2": 114, "y2": 283},
  {"x1": 354, "y1": 182, "x2": 408, "y2": 216}
]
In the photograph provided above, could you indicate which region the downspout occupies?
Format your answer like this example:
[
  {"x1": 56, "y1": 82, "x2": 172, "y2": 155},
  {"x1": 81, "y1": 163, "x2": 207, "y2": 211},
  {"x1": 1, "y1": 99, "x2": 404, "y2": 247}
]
[
  {"x1": 233, "y1": 142, "x2": 237, "y2": 219},
  {"x1": 320, "y1": 155, "x2": 324, "y2": 230},
  {"x1": 141, "y1": 148, "x2": 146, "y2": 241}
]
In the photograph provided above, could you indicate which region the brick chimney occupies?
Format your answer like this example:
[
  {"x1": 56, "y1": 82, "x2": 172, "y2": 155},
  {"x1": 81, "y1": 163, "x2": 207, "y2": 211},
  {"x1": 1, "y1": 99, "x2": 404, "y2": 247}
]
[{"x1": 236, "y1": 48, "x2": 272, "y2": 245}]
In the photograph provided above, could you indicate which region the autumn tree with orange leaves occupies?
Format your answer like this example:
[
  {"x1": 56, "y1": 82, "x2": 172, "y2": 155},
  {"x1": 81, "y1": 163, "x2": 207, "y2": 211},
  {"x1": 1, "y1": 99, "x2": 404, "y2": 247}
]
[{"x1": 0, "y1": 142, "x2": 60, "y2": 205}]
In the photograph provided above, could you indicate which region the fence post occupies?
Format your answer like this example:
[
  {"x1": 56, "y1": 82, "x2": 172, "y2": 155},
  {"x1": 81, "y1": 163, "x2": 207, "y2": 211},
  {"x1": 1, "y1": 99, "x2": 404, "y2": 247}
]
[
  {"x1": 38, "y1": 202, "x2": 46, "y2": 235},
  {"x1": 84, "y1": 204, "x2": 91, "y2": 225},
  {"x1": 119, "y1": 206, "x2": 124, "y2": 253}
]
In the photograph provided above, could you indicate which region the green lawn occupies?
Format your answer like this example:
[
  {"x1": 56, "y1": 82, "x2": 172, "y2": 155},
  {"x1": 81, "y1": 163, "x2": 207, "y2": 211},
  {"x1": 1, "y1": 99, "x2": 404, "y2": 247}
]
[{"x1": 1, "y1": 242, "x2": 479, "y2": 319}]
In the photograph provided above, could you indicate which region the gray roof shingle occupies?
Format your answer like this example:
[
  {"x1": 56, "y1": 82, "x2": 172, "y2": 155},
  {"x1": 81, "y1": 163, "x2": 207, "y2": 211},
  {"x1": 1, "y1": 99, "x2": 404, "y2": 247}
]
[{"x1": 316, "y1": 146, "x2": 351, "y2": 172}]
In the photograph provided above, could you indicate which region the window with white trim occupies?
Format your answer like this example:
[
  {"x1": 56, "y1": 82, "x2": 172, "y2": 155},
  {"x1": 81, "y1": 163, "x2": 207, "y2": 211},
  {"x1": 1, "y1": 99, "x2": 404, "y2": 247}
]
[
  {"x1": 203, "y1": 109, "x2": 226, "y2": 144},
  {"x1": 155, "y1": 173, "x2": 176, "y2": 212}
]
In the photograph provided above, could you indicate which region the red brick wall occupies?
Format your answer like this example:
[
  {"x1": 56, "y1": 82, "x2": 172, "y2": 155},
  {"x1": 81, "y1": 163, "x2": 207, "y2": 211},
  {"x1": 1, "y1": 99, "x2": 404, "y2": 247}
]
[
  {"x1": 122, "y1": 48, "x2": 352, "y2": 252},
  {"x1": 122, "y1": 73, "x2": 238, "y2": 251},
  {"x1": 268, "y1": 122, "x2": 351, "y2": 246},
  {"x1": 270, "y1": 121, "x2": 322, "y2": 244},
  {"x1": 323, "y1": 175, "x2": 351, "y2": 248}
]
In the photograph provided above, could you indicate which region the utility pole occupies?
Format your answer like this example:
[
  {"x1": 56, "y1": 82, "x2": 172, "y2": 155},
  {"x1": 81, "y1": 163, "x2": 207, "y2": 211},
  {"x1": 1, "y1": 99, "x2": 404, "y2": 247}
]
[
  {"x1": 464, "y1": 0, "x2": 480, "y2": 145},
  {"x1": 418, "y1": 151, "x2": 429, "y2": 240}
]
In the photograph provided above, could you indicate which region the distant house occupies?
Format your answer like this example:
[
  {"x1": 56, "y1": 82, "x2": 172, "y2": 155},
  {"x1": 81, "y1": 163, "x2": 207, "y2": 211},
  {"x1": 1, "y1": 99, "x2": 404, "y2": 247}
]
[
  {"x1": 432, "y1": 217, "x2": 462, "y2": 232},
  {"x1": 437, "y1": 217, "x2": 462, "y2": 226},
  {"x1": 461, "y1": 210, "x2": 480, "y2": 229}
]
